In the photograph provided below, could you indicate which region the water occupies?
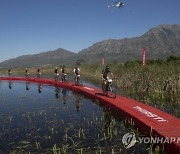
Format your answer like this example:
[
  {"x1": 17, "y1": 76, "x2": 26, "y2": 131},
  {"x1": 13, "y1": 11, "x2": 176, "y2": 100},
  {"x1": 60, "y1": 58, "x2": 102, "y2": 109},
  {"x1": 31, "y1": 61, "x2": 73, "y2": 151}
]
[{"x1": 0, "y1": 81, "x2": 155, "y2": 153}]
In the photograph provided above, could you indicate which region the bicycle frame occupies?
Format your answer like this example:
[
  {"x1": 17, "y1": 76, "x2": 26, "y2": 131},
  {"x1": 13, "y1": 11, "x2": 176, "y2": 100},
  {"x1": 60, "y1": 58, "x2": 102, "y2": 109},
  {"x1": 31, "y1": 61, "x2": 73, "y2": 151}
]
[
  {"x1": 54, "y1": 73, "x2": 60, "y2": 80},
  {"x1": 102, "y1": 79, "x2": 116, "y2": 98},
  {"x1": 37, "y1": 72, "x2": 42, "y2": 78},
  {"x1": 61, "y1": 73, "x2": 67, "y2": 82},
  {"x1": 74, "y1": 74, "x2": 82, "y2": 86}
]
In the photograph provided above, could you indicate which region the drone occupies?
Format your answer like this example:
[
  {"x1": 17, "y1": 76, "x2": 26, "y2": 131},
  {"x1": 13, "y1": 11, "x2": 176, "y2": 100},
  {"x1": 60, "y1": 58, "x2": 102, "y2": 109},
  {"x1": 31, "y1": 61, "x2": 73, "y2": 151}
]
[{"x1": 108, "y1": 1, "x2": 125, "y2": 8}]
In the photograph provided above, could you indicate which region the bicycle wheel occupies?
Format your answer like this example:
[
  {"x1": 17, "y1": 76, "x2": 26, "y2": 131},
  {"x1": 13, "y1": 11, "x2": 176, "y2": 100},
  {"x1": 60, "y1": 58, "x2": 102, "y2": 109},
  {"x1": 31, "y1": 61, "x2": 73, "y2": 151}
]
[
  {"x1": 78, "y1": 80, "x2": 83, "y2": 86},
  {"x1": 62, "y1": 75, "x2": 65, "y2": 82},
  {"x1": 64, "y1": 77, "x2": 68, "y2": 83},
  {"x1": 77, "y1": 77, "x2": 83, "y2": 86},
  {"x1": 54, "y1": 74, "x2": 59, "y2": 81},
  {"x1": 74, "y1": 76, "x2": 78, "y2": 85},
  {"x1": 102, "y1": 82, "x2": 108, "y2": 96},
  {"x1": 108, "y1": 85, "x2": 116, "y2": 98}
]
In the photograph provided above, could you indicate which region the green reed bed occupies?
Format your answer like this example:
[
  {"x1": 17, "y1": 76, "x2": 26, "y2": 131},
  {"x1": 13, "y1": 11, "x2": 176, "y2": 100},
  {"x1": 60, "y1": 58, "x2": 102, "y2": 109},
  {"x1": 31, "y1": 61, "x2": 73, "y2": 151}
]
[{"x1": 80, "y1": 58, "x2": 180, "y2": 118}]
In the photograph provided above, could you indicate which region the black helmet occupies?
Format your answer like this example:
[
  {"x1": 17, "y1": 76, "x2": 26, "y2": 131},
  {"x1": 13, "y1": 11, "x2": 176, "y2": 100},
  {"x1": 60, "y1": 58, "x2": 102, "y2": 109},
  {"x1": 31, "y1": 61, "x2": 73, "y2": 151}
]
[{"x1": 105, "y1": 65, "x2": 110, "y2": 70}]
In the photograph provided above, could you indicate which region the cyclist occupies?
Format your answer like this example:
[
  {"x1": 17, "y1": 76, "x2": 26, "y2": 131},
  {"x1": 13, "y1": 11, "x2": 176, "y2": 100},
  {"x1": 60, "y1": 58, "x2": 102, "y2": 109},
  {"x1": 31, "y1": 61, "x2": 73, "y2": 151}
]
[
  {"x1": 8, "y1": 69, "x2": 12, "y2": 77},
  {"x1": 73, "y1": 66, "x2": 80, "y2": 83},
  {"x1": 25, "y1": 68, "x2": 30, "y2": 77},
  {"x1": 54, "y1": 67, "x2": 59, "y2": 80},
  {"x1": 60, "y1": 64, "x2": 67, "y2": 82},
  {"x1": 37, "y1": 68, "x2": 42, "y2": 78},
  {"x1": 102, "y1": 65, "x2": 114, "y2": 87}
]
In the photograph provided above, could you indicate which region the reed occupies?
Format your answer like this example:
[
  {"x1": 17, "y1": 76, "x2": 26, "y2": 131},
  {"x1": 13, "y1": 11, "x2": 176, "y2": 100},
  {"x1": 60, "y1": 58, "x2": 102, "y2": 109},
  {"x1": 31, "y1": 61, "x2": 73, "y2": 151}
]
[{"x1": 81, "y1": 59, "x2": 180, "y2": 117}]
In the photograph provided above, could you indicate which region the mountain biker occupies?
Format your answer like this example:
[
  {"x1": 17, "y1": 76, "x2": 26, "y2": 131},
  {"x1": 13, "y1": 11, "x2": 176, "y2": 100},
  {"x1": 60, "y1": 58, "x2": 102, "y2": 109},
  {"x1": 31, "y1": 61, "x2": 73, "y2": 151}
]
[
  {"x1": 74, "y1": 66, "x2": 80, "y2": 76},
  {"x1": 54, "y1": 67, "x2": 59, "y2": 79},
  {"x1": 102, "y1": 65, "x2": 114, "y2": 85},
  {"x1": 25, "y1": 68, "x2": 30, "y2": 77},
  {"x1": 37, "y1": 68, "x2": 42, "y2": 77},
  {"x1": 61, "y1": 65, "x2": 65, "y2": 74},
  {"x1": 8, "y1": 69, "x2": 12, "y2": 77},
  {"x1": 60, "y1": 64, "x2": 66, "y2": 82},
  {"x1": 54, "y1": 67, "x2": 58, "y2": 74},
  {"x1": 73, "y1": 66, "x2": 80, "y2": 83}
]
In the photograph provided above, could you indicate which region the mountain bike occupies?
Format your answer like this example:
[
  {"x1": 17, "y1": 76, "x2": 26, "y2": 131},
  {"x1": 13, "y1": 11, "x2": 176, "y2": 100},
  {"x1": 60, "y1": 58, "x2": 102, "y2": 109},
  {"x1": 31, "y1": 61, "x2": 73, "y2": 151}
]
[
  {"x1": 102, "y1": 78, "x2": 116, "y2": 98},
  {"x1": 74, "y1": 74, "x2": 83, "y2": 86},
  {"x1": 25, "y1": 73, "x2": 30, "y2": 77},
  {"x1": 61, "y1": 73, "x2": 68, "y2": 83},
  {"x1": 54, "y1": 73, "x2": 60, "y2": 81},
  {"x1": 37, "y1": 72, "x2": 42, "y2": 78},
  {"x1": 8, "y1": 72, "x2": 13, "y2": 77}
]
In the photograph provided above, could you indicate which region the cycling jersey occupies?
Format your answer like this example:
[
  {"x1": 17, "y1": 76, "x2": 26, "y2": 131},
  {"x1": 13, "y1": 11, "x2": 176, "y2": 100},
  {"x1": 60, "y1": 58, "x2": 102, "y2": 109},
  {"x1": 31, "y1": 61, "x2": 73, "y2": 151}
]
[
  {"x1": 74, "y1": 68, "x2": 80, "y2": 75},
  {"x1": 54, "y1": 68, "x2": 58, "y2": 74},
  {"x1": 102, "y1": 69, "x2": 111, "y2": 80},
  {"x1": 61, "y1": 68, "x2": 65, "y2": 74}
]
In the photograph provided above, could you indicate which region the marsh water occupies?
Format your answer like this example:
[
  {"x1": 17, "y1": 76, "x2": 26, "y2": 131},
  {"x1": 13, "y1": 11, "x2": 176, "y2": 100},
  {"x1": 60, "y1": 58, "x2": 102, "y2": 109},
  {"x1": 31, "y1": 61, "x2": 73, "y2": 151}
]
[{"x1": 0, "y1": 80, "x2": 157, "y2": 154}]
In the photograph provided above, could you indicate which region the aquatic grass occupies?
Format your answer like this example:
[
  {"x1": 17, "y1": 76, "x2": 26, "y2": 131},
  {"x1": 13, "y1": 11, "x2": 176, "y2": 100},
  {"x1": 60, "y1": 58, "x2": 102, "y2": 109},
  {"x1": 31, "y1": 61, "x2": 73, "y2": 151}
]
[
  {"x1": 52, "y1": 144, "x2": 61, "y2": 154},
  {"x1": 0, "y1": 81, "x2": 165, "y2": 153},
  {"x1": 35, "y1": 142, "x2": 41, "y2": 150}
]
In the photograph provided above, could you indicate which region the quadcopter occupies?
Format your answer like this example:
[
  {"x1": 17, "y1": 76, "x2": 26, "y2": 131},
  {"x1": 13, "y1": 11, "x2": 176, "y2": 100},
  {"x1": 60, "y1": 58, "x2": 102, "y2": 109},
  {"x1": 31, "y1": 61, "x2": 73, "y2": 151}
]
[{"x1": 108, "y1": 1, "x2": 125, "y2": 8}]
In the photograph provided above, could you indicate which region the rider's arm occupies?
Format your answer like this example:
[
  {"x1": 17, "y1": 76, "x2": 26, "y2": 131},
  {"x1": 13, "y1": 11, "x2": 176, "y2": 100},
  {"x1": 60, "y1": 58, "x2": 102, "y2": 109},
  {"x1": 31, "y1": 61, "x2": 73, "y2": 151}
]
[
  {"x1": 111, "y1": 72, "x2": 115, "y2": 79},
  {"x1": 77, "y1": 68, "x2": 80, "y2": 74},
  {"x1": 101, "y1": 70, "x2": 105, "y2": 80},
  {"x1": 101, "y1": 74, "x2": 104, "y2": 80}
]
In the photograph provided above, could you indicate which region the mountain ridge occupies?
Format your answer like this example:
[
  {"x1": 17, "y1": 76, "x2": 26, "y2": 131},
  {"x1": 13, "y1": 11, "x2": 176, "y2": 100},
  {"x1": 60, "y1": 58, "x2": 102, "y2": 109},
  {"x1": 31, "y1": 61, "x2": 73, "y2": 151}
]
[
  {"x1": 0, "y1": 24, "x2": 180, "y2": 68},
  {"x1": 0, "y1": 48, "x2": 76, "y2": 68},
  {"x1": 77, "y1": 24, "x2": 180, "y2": 62}
]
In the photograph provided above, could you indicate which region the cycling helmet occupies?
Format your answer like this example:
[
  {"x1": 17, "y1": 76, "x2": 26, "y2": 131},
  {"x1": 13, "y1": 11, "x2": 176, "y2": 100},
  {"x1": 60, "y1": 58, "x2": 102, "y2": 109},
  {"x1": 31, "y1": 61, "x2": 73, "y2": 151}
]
[{"x1": 105, "y1": 65, "x2": 110, "y2": 70}]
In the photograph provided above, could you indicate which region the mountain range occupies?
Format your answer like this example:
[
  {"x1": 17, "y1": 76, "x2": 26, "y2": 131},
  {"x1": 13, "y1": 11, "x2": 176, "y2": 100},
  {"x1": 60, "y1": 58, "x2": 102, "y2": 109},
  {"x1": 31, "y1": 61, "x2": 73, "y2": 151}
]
[{"x1": 0, "y1": 24, "x2": 180, "y2": 68}]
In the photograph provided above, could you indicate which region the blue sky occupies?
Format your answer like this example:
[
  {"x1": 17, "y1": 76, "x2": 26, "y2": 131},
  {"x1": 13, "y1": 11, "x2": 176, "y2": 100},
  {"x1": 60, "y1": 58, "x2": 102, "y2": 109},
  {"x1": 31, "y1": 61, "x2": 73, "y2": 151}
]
[{"x1": 0, "y1": 0, "x2": 180, "y2": 62}]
